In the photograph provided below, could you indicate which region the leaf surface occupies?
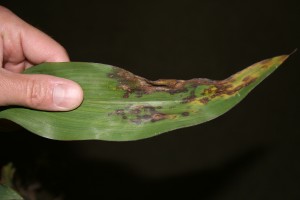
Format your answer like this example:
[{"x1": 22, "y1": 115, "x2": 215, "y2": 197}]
[
  {"x1": 0, "y1": 185, "x2": 23, "y2": 200},
  {"x1": 0, "y1": 163, "x2": 22, "y2": 200},
  {"x1": 0, "y1": 55, "x2": 288, "y2": 141}
]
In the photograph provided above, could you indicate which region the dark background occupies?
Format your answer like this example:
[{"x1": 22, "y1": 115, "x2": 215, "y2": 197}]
[{"x1": 0, "y1": 0, "x2": 300, "y2": 199}]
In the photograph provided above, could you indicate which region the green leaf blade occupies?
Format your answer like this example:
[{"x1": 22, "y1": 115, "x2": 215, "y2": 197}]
[
  {"x1": 0, "y1": 185, "x2": 23, "y2": 200},
  {"x1": 0, "y1": 55, "x2": 289, "y2": 141}
]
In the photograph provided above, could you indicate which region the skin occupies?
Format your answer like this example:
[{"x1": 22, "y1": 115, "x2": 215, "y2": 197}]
[{"x1": 0, "y1": 6, "x2": 83, "y2": 111}]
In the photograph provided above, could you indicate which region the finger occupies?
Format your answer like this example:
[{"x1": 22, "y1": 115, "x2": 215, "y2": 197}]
[
  {"x1": 0, "y1": 68, "x2": 83, "y2": 111},
  {"x1": 20, "y1": 23, "x2": 70, "y2": 64},
  {"x1": 0, "y1": 6, "x2": 69, "y2": 71},
  {"x1": 2, "y1": 60, "x2": 33, "y2": 73}
]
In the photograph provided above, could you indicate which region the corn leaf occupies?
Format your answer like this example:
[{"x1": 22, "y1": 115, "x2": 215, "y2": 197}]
[
  {"x1": 0, "y1": 163, "x2": 22, "y2": 200},
  {"x1": 0, "y1": 185, "x2": 23, "y2": 200},
  {"x1": 0, "y1": 55, "x2": 288, "y2": 141}
]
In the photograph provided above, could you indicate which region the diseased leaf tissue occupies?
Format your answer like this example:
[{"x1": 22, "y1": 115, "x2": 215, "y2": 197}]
[{"x1": 0, "y1": 55, "x2": 289, "y2": 141}]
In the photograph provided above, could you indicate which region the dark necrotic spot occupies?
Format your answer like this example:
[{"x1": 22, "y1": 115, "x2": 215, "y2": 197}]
[
  {"x1": 182, "y1": 90, "x2": 196, "y2": 104},
  {"x1": 199, "y1": 97, "x2": 210, "y2": 104},
  {"x1": 181, "y1": 112, "x2": 189, "y2": 117},
  {"x1": 143, "y1": 106, "x2": 156, "y2": 113},
  {"x1": 111, "y1": 104, "x2": 170, "y2": 124}
]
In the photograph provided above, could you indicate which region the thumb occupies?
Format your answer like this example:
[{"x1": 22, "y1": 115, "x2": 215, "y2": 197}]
[{"x1": 0, "y1": 69, "x2": 83, "y2": 111}]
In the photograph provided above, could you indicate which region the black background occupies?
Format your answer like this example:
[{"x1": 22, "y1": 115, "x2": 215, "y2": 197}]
[{"x1": 0, "y1": 0, "x2": 300, "y2": 199}]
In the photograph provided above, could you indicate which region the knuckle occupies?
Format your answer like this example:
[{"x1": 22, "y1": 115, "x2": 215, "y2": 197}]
[{"x1": 26, "y1": 79, "x2": 49, "y2": 108}]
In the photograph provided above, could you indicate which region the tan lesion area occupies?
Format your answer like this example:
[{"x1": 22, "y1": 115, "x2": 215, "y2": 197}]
[
  {"x1": 198, "y1": 55, "x2": 289, "y2": 102},
  {"x1": 108, "y1": 55, "x2": 289, "y2": 118},
  {"x1": 109, "y1": 67, "x2": 213, "y2": 98},
  {"x1": 202, "y1": 75, "x2": 257, "y2": 99},
  {"x1": 108, "y1": 65, "x2": 258, "y2": 107},
  {"x1": 109, "y1": 104, "x2": 177, "y2": 124},
  {"x1": 259, "y1": 55, "x2": 289, "y2": 69}
]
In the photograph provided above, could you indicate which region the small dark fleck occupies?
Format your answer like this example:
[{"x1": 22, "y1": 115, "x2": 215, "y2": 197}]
[
  {"x1": 182, "y1": 90, "x2": 196, "y2": 103},
  {"x1": 123, "y1": 93, "x2": 130, "y2": 98},
  {"x1": 199, "y1": 97, "x2": 210, "y2": 104},
  {"x1": 143, "y1": 106, "x2": 156, "y2": 113},
  {"x1": 181, "y1": 112, "x2": 189, "y2": 116}
]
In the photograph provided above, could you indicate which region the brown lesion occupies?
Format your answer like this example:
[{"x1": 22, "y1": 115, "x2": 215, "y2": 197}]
[
  {"x1": 202, "y1": 75, "x2": 257, "y2": 99},
  {"x1": 182, "y1": 90, "x2": 196, "y2": 103},
  {"x1": 242, "y1": 76, "x2": 253, "y2": 82},
  {"x1": 260, "y1": 58, "x2": 272, "y2": 66},
  {"x1": 259, "y1": 56, "x2": 289, "y2": 69},
  {"x1": 150, "y1": 113, "x2": 168, "y2": 122},
  {"x1": 199, "y1": 97, "x2": 210, "y2": 104},
  {"x1": 181, "y1": 112, "x2": 190, "y2": 117},
  {"x1": 110, "y1": 104, "x2": 169, "y2": 124},
  {"x1": 109, "y1": 66, "x2": 257, "y2": 105},
  {"x1": 108, "y1": 67, "x2": 215, "y2": 98}
]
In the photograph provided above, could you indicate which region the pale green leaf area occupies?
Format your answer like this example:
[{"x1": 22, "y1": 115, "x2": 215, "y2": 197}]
[
  {"x1": 0, "y1": 185, "x2": 23, "y2": 200},
  {"x1": 0, "y1": 55, "x2": 289, "y2": 141},
  {"x1": 0, "y1": 163, "x2": 23, "y2": 200}
]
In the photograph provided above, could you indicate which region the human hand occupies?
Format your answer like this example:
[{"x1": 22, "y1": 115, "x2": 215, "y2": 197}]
[{"x1": 0, "y1": 6, "x2": 83, "y2": 111}]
